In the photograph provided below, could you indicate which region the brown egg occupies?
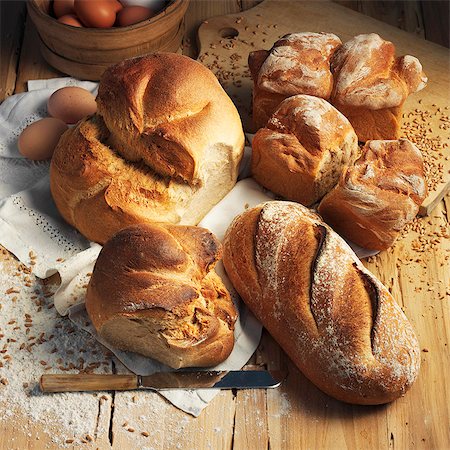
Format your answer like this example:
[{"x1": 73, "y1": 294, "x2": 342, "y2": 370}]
[
  {"x1": 18, "y1": 118, "x2": 68, "y2": 161},
  {"x1": 57, "y1": 14, "x2": 83, "y2": 27},
  {"x1": 47, "y1": 87, "x2": 97, "y2": 124},
  {"x1": 53, "y1": 0, "x2": 75, "y2": 18},
  {"x1": 74, "y1": 0, "x2": 117, "y2": 28},
  {"x1": 108, "y1": 0, "x2": 123, "y2": 13},
  {"x1": 117, "y1": 5, "x2": 154, "y2": 27}
]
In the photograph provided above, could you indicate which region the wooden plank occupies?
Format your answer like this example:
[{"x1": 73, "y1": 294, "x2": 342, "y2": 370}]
[
  {"x1": 233, "y1": 369, "x2": 269, "y2": 450},
  {"x1": 0, "y1": 1, "x2": 27, "y2": 101},
  {"x1": 334, "y1": 1, "x2": 425, "y2": 39},
  {"x1": 110, "y1": 387, "x2": 236, "y2": 449},
  {"x1": 421, "y1": 0, "x2": 449, "y2": 48}
]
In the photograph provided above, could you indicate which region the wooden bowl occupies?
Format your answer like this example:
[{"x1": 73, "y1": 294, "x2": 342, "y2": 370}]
[{"x1": 27, "y1": 0, "x2": 190, "y2": 80}]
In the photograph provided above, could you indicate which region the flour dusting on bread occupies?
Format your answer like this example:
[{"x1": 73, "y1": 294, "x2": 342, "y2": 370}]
[
  {"x1": 331, "y1": 33, "x2": 427, "y2": 110},
  {"x1": 223, "y1": 201, "x2": 421, "y2": 404},
  {"x1": 257, "y1": 32, "x2": 341, "y2": 97}
]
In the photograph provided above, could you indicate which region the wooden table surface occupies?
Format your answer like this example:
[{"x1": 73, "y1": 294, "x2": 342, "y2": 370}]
[{"x1": 0, "y1": 1, "x2": 449, "y2": 449}]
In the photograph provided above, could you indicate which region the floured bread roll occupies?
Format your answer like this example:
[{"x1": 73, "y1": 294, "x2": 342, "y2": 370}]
[
  {"x1": 248, "y1": 32, "x2": 342, "y2": 130},
  {"x1": 50, "y1": 53, "x2": 245, "y2": 244},
  {"x1": 318, "y1": 139, "x2": 427, "y2": 250},
  {"x1": 251, "y1": 94, "x2": 359, "y2": 206},
  {"x1": 86, "y1": 223, "x2": 237, "y2": 369},
  {"x1": 330, "y1": 33, "x2": 427, "y2": 141}
]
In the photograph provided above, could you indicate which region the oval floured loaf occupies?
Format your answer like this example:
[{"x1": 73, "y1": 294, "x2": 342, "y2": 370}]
[{"x1": 223, "y1": 201, "x2": 420, "y2": 404}]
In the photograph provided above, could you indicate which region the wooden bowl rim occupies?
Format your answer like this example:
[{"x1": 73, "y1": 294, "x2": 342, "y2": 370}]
[{"x1": 28, "y1": 0, "x2": 189, "y2": 34}]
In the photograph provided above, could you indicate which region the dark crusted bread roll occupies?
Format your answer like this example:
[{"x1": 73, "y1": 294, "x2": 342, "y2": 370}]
[
  {"x1": 86, "y1": 223, "x2": 237, "y2": 369},
  {"x1": 223, "y1": 201, "x2": 420, "y2": 405}
]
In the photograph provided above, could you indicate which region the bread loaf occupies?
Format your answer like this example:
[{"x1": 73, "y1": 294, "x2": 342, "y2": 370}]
[
  {"x1": 330, "y1": 34, "x2": 427, "y2": 141},
  {"x1": 318, "y1": 139, "x2": 427, "y2": 250},
  {"x1": 249, "y1": 32, "x2": 342, "y2": 130},
  {"x1": 223, "y1": 201, "x2": 420, "y2": 405},
  {"x1": 86, "y1": 223, "x2": 237, "y2": 369},
  {"x1": 50, "y1": 53, "x2": 245, "y2": 244},
  {"x1": 251, "y1": 94, "x2": 359, "y2": 206}
]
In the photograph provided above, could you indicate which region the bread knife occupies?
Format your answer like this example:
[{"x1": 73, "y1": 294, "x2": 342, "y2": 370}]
[{"x1": 40, "y1": 370, "x2": 286, "y2": 393}]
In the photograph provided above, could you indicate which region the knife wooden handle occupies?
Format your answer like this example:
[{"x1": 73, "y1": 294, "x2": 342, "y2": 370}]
[{"x1": 40, "y1": 374, "x2": 138, "y2": 392}]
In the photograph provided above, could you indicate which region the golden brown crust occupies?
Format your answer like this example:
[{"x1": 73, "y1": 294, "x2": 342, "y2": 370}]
[
  {"x1": 330, "y1": 34, "x2": 427, "y2": 141},
  {"x1": 249, "y1": 32, "x2": 342, "y2": 130},
  {"x1": 86, "y1": 223, "x2": 237, "y2": 369},
  {"x1": 318, "y1": 139, "x2": 427, "y2": 250},
  {"x1": 97, "y1": 53, "x2": 244, "y2": 184},
  {"x1": 251, "y1": 95, "x2": 359, "y2": 206},
  {"x1": 50, "y1": 54, "x2": 244, "y2": 244},
  {"x1": 223, "y1": 201, "x2": 420, "y2": 405},
  {"x1": 50, "y1": 116, "x2": 191, "y2": 243}
]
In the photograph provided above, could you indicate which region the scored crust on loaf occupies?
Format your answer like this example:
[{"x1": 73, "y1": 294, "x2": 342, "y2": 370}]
[
  {"x1": 50, "y1": 116, "x2": 239, "y2": 244},
  {"x1": 85, "y1": 223, "x2": 237, "y2": 369},
  {"x1": 223, "y1": 201, "x2": 420, "y2": 404},
  {"x1": 249, "y1": 32, "x2": 341, "y2": 130},
  {"x1": 318, "y1": 139, "x2": 427, "y2": 250},
  {"x1": 97, "y1": 53, "x2": 244, "y2": 185},
  {"x1": 330, "y1": 33, "x2": 427, "y2": 140},
  {"x1": 251, "y1": 94, "x2": 359, "y2": 206}
]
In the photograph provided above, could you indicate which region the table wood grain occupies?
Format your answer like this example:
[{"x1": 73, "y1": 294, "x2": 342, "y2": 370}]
[{"x1": 0, "y1": 1, "x2": 448, "y2": 449}]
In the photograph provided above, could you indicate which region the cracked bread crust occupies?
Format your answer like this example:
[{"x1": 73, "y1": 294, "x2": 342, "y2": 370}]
[
  {"x1": 251, "y1": 95, "x2": 359, "y2": 206},
  {"x1": 50, "y1": 54, "x2": 244, "y2": 244},
  {"x1": 86, "y1": 223, "x2": 237, "y2": 369},
  {"x1": 249, "y1": 32, "x2": 341, "y2": 130},
  {"x1": 330, "y1": 34, "x2": 427, "y2": 140},
  {"x1": 318, "y1": 139, "x2": 427, "y2": 250},
  {"x1": 97, "y1": 53, "x2": 244, "y2": 185}
]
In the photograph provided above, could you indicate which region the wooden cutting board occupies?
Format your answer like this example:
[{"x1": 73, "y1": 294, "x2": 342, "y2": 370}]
[{"x1": 197, "y1": 0, "x2": 450, "y2": 216}]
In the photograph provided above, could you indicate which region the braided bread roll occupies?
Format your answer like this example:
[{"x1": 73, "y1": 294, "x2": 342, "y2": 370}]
[
  {"x1": 86, "y1": 223, "x2": 237, "y2": 369},
  {"x1": 318, "y1": 139, "x2": 427, "y2": 250},
  {"x1": 223, "y1": 201, "x2": 420, "y2": 404},
  {"x1": 50, "y1": 54, "x2": 244, "y2": 244}
]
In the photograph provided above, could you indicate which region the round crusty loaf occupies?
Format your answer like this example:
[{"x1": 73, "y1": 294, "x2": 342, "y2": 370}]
[
  {"x1": 251, "y1": 94, "x2": 359, "y2": 206},
  {"x1": 223, "y1": 201, "x2": 420, "y2": 405},
  {"x1": 50, "y1": 53, "x2": 245, "y2": 244},
  {"x1": 318, "y1": 139, "x2": 427, "y2": 250},
  {"x1": 86, "y1": 223, "x2": 237, "y2": 369}
]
